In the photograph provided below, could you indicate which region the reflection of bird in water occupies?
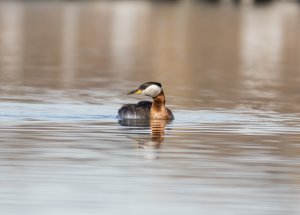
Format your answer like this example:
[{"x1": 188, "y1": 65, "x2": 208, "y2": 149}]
[
  {"x1": 118, "y1": 119, "x2": 170, "y2": 149},
  {"x1": 150, "y1": 120, "x2": 167, "y2": 146},
  {"x1": 118, "y1": 82, "x2": 174, "y2": 120}
]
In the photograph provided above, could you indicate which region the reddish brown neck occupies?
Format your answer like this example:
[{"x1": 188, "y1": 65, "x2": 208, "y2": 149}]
[{"x1": 151, "y1": 90, "x2": 166, "y2": 111}]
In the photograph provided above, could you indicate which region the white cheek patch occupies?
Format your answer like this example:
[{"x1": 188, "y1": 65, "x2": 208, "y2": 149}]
[{"x1": 143, "y1": 85, "x2": 161, "y2": 97}]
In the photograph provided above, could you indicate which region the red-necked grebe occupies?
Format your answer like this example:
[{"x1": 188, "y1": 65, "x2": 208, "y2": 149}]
[{"x1": 118, "y1": 82, "x2": 174, "y2": 120}]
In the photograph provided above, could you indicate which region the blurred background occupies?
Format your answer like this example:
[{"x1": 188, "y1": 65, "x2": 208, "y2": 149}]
[
  {"x1": 0, "y1": 0, "x2": 300, "y2": 215},
  {"x1": 1, "y1": 0, "x2": 300, "y2": 111}
]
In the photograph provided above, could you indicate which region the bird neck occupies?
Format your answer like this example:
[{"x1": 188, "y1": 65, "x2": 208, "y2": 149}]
[
  {"x1": 152, "y1": 90, "x2": 166, "y2": 110},
  {"x1": 150, "y1": 90, "x2": 171, "y2": 120}
]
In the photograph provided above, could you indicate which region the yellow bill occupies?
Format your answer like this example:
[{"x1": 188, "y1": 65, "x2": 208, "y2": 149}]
[{"x1": 128, "y1": 89, "x2": 142, "y2": 95}]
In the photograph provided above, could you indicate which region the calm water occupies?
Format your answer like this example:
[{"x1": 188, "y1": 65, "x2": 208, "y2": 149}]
[{"x1": 1, "y1": 1, "x2": 300, "y2": 215}]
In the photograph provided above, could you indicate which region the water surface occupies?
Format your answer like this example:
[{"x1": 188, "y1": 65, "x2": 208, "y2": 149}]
[{"x1": 0, "y1": 1, "x2": 300, "y2": 215}]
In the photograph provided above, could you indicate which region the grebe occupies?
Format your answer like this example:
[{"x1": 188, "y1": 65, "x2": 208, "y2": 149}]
[{"x1": 118, "y1": 82, "x2": 174, "y2": 120}]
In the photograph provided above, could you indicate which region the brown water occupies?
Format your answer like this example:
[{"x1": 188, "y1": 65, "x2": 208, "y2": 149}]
[{"x1": 0, "y1": 1, "x2": 300, "y2": 215}]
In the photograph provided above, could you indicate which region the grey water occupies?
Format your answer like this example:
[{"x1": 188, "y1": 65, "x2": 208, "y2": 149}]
[{"x1": 0, "y1": 1, "x2": 300, "y2": 215}]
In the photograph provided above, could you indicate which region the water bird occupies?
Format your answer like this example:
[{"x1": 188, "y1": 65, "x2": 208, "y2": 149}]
[{"x1": 118, "y1": 82, "x2": 174, "y2": 120}]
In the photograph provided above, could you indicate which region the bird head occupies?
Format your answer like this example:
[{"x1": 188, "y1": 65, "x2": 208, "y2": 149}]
[{"x1": 128, "y1": 82, "x2": 162, "y2": 98}]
